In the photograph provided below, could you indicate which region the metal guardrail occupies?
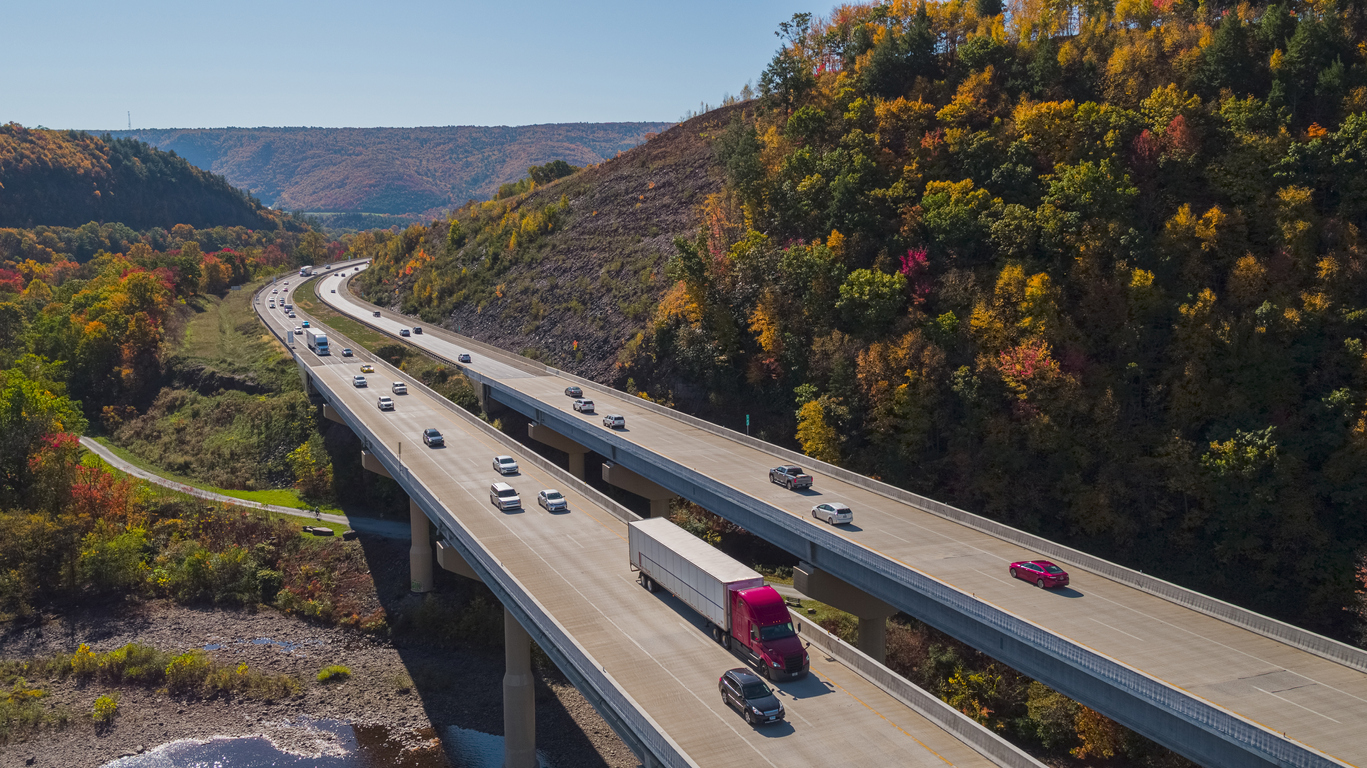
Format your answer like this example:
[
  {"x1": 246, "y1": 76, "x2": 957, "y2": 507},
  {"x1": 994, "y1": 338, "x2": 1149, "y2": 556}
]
[
  {"x1": 488, "y1": 383, "x2": 1350, "y2": 768},
  {"x1": 255, "y1": 285, "x2": 695, "y2": 768},
  {"x1": 791, "y1": 611, "x2": 1047, "y2": 768},
  {"x1": 548, "y1": 369, "x2": 1367, "y2": 678},
  {"x1": 327, "y1": 269, "x2": 1367, "y2": 678},
  {"x1": 324, "y1": 271, "x2": 1354, "y2": 768}
]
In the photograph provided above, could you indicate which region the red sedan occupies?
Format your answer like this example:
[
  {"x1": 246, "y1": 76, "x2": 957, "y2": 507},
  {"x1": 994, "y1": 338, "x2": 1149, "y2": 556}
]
[{"x1": 1009, "y1": 560, "x2": 1070, "y2": 589}]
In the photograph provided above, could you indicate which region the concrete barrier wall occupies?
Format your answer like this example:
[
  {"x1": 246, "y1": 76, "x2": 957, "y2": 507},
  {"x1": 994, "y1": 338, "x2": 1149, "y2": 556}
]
[
  {"x1": 257, "y1": 286, "x2": 690, "y2": 768},
  {"x1": 791, "y1": 611, "x2": 1047, "y2": 768},
  {"x1": 330, "y1": 273, "x2": 1367, "y2": 677},
  {"x1": 322, "y1": 272, "x2": 1352, "y2": 768}
]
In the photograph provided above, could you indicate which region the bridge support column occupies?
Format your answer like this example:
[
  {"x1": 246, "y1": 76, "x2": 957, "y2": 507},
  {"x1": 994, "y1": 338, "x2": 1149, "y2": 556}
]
[
  {"x1": 409, "y1": 499, "x2": 433, "y2": 594},
  {"x1": 527, "y1": 423, "x2": 588, "y2": 480},
  {"x1": 602, "y1": 462, "x2": 676, "y2": 518},
  {"x1": 795, "y1": 561, "x2": 896, "y2": 662},
  {"x1": 360, "y1": 450, "x2": 392, "y2": 478},
  {"x1": 477, "y1": 383, "x2": 506, "y2": 417},
  {"x1": 503, "y1": 606, "x2": 536, "y2": 768},
  {"x1": 322, "y1": 403, "x2": 346, "y2": 425},
  {"x1": 435, "y1": 541, "x2": 481, "y2": 582}
]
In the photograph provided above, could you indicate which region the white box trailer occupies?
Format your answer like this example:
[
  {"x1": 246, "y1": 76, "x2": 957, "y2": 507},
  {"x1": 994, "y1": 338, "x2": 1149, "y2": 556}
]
[{"x1": 629, "y1": 517, "x2": 763, "y2": 630}]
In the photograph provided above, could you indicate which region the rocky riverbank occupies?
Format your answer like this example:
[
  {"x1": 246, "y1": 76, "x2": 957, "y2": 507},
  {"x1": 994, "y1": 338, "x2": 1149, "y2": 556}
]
[{"x1": 0, "y1": 539, "x2": 635, "y2": 768}]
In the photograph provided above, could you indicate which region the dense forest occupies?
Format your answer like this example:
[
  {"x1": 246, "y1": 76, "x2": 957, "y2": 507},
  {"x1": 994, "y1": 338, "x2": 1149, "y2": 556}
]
[
  {"x1": 0, "y1": 125, "x2": 290, "y2": 230},
  {"x1": 364, "y1": 0, "x2": 1367, "y2": 645},
  {"x1": 106, "y1": 123, "x2": 674, "y2": 217}
]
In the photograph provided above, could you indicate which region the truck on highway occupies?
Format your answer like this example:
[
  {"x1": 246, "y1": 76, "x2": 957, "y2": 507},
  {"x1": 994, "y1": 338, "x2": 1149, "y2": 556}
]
[
  {"x1": 299, "y1": 266, "x2": 313, "y2": 277},
  {"x1": 304, "y1": 328, "x2": 330, "y2": 356},
  {"x1": 629, "y1": 518, "x2": 809, "y2": 681}
]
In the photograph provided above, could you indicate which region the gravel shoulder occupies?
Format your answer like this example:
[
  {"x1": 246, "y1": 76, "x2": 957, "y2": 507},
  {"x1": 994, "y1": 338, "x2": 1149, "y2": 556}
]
[{"x1": 0, "y1": 539, "x2": 636, "y2": 768}]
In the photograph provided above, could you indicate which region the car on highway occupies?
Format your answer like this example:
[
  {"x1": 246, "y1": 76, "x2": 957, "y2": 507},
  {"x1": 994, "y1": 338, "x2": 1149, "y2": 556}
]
[
  {"x1": 489, "y1": 482, "x2": 521, "y2": 510},
  {"x1": 294, "y1": 326, "x2": 303, "y2": 335},
  {"x1": 377, "y1": 396, "x2": 394, "y2": 411},
  {"x1": 331, "y1": 289, "x2": 336, "y2": 293},
  {"x1": 302, "y1": 320, "x2": 310, "y2": 328},
  {"x1": 769, "y1": 465, "x2": 813, "y2": 490},
  {"x1": 400, "y1": 329, "x2": 411, "y2": 337},
  {"x1": 603, "y1": 414, "x2": 625, "y2": 429},
  {"x1": 271, "y1": 289, "x2": 278, "y2": 294},
  {"x1": 288, "y1": 312, "x2": 296, "y2": 319},
  {"x1": 812, "y1": 502, "x2": 853, "y2": 525},
  {"x1": 422, "y1": 428, "x2": 444, "y2": 447},
  {"x1": 719, "y1": 668, "x2": 784, "y2": 726},
  {"x1": 391, "y1": 382, "x2": 407, "y2": 394},
  {"x1": 352, "y1": 375, "x2": 367, "y2": 388},
  {"x1": 564, "y1": 386, "x2": 583, "y2": 398},
  {"x1": 373, "y1": 311, "x2": 381, "y2": 317},
  {"x1": 360, "y1": 364, "x2": 374, "y2": 373},
  {"x1": 413, "y1": 326, "x2": 422, "y2": 334},
  {"x1": 341, "y1": 348, "x2": 353, "y2": 357},
  {"x1": 573, "y1": 399, "x2": 594, "y2": 413},
  {"x1": 1009, "y1": 560, "x2": 1070, "y2": 589},
  {"x1": 457, "y1": 353, "x2": 472, "y2": 363},
  {"x1": 268, "y1": 301, "x2": 275, "y2": 308},
  {"x1": 537, "y1": 489, "x2": 567, "y2": 512},
  {"x1": 493, "y1": 455, "x2": 520, "y2": 475}
]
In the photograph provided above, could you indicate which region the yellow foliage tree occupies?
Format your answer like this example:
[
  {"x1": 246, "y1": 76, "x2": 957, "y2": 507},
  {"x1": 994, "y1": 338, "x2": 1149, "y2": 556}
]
[{"x1": 796, "y1": 400, "x2": 842, "y2": 463}]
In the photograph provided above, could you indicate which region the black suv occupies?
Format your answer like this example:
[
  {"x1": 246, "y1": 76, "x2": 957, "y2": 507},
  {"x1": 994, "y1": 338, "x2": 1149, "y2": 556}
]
[
  {"x1": 718, "y1": 668, "x2": 785, "y2": 725},
  {"x1": 422, "y1": 428, "x2": 444, "y2": 447}
]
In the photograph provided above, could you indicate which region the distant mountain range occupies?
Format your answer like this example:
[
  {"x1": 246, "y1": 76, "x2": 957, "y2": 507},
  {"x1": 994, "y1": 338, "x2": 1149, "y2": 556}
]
[{"x1": 103, "y1": 124, "x2": 674, "y2": 218}]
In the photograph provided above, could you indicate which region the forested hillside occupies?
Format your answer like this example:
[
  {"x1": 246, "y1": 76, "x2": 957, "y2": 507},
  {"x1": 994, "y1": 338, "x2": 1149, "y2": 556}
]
[
  {"x1": 366, "y1": 1, "x2": 1367, "y2": 645},
  {"x1": 106, "y1": 123, "x2": 673, "y2": 217},
  {"x1": 352, "y1": 108, "x2": 736, "y2": 377},
  {"x1": 0, "y1": 124, "x2": 282, "y2": 230}
]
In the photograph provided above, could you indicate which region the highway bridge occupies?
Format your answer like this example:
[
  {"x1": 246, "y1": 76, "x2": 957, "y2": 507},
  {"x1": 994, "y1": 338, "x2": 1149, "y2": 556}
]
[
  {"x1": 257, "y1": 268, "x2": 1044, "y2": 768},
  {"x1": 300, "y1": 262, "x2": 1367, "y2": 768}
]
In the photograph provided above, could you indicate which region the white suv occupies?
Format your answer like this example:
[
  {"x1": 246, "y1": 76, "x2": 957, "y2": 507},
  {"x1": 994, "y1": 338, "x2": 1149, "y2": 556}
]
[
  {"x1": 573, "y1": 399, "x2": 594, "y2": 413},
  {"x1": 490, "y1": 482, "x2": 521, "y2": 510},
  {"x1": 602, "y1": 414, "x2": 625, "y2": 429},
  {"x1": 493, "y1": 455, "x2": 519, "y2": 475}
]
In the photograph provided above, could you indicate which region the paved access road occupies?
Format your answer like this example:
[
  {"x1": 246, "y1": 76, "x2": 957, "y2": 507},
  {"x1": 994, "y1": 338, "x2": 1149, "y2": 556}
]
[
  {"x1": 79, "y1": 437, "x2": 409, "y2": 540},
  {"x1": 261, "y1": 274, "x2": 1011, "y2": 768},
  {"x1": 319, "y1": 266, "x2": 1367, "y2": 767}
]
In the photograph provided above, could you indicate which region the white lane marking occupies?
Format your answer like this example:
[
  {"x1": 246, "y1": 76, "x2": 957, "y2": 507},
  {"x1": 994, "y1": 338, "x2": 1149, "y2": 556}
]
[
  {"x1": 316, "y1": 263, "x2": 1367, "y2": 723},
  {"x1": 1089, "y1": 618, "x2": 1148, "y2": 643},
  {"x1": 1252, "y1": 686, "x2": 1342, "y2": 724}
]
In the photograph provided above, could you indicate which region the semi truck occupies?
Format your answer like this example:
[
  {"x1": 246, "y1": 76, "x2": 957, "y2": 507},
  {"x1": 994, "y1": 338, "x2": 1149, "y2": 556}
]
[
  {"x1": 629, "y1": 518, "x2": 809, "y2": 681},
  {"x1": 304, "y1": 327, "x2": 330, "y2": 356},
  {"x1": 299, "y1": 266, "x2": 313, "y2": 277}
]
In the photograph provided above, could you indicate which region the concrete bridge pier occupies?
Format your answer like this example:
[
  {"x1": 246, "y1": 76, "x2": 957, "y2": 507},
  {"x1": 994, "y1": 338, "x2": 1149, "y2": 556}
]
[
  {"x1": 477, "y1": 383, "x2": 507, "y2": 418},
  {"x1": 602, "y1": 462, "x2": 676, "y2": 518},
  {"x1": 322, "y1": 403, "x2": 346, "y2": 424},
  {"x1": 795, "y1": 561, "x2": 896, "y2": 662},
  {"x1": 526, "y1": 423, "x2": 589, "y2": 479},
  {"x1": 409, "y1": 499, "x2": 434, "y2": 594},
  {"x1": 503, "y1": 606, "x2": 537, "y2": 768}
]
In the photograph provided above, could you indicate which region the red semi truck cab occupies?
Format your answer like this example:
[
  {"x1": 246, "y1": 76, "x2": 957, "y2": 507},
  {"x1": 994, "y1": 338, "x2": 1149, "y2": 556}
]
[
  {"x1": 628, "y1": 518, "x2": 809, "y2": 681},
  {"x1": 730, "y1": 585, "x2": 809, "y2": 680}
]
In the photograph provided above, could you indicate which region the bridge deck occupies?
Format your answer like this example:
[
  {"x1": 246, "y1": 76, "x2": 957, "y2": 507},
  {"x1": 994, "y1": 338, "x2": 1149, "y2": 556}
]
[
  {"x1": 264, "y1": 279, "x2": 1004, "y2": 767},
  {"x1": 316, "y1": 267, "x2": 1367, "y2": 767}
]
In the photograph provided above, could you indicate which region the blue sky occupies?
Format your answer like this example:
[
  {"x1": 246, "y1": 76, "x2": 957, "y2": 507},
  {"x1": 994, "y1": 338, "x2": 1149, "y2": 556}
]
[{"x1": 3, "y1": 0, "x2": 821, "y2": 130}]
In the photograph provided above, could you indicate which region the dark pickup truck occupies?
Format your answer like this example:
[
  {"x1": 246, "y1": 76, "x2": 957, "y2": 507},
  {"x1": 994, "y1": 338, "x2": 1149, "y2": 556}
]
[{"x1": 769, "y1": 465, "x2": 813, "y2": 490}]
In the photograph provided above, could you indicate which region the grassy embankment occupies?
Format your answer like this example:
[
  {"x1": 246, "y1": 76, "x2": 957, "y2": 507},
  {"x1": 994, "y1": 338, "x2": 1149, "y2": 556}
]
[{"x1": 105, "y1": 277, "x2": 353, "y2": 516}]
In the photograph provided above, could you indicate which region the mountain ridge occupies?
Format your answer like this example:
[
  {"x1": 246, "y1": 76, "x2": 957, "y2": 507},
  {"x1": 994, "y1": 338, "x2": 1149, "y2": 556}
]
[{"x1": 104, "y1": 123, "x2": 674, "y2": 217}]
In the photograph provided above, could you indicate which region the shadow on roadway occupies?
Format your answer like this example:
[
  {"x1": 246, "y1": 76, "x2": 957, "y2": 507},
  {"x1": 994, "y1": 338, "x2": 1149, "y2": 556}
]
[{"x1": 1050, "y1": 587, "x2": 1085, "y2": 598}]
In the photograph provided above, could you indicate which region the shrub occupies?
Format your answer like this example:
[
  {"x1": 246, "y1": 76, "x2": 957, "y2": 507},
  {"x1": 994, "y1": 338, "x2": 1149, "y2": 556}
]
[
  {"x1": 70, "y1": 644, "x2": 99, "y2": 678},
  {"x1": 78, "y1": 526, "x2": 150, "y2": 593},
  {"x1": 0, "y1": 679, "x2": 53, "y2": 744},
  {"x1": 98, "y1": 643, "x2": 168, "y2": 685},
  {"x1": 164, "y1": 651, "x2": 212, "y2": 693},
  {"x1": 316, "y1": 665, "x2": 351, "y2": 683},
  {"x1": 92, "y1": 693, "x2": 118, "y2": 723}
]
